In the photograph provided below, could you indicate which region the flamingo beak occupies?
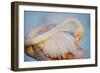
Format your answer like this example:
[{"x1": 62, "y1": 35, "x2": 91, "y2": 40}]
[{"x1": 75, "y1": 28, "x2": 84, "y2": 43}]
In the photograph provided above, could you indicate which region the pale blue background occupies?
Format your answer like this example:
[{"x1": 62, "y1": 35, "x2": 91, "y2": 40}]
[{"x1": 24, "y1": 11, "x2": 90, "y2": 61}]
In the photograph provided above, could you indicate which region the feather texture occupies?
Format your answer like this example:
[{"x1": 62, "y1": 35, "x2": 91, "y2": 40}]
[{"x1": 25, "y1": 18, "x2": 84, "y2": 60}]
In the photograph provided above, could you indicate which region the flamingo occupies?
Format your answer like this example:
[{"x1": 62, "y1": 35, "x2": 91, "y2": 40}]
[{"x1": 25, "y1": 18, "x2": 84, "y2": 61}]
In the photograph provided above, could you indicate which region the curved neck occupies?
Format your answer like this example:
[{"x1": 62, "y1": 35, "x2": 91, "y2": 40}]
[{"x1": 29, "y1": 18, "x2": 84, "y2": 45}]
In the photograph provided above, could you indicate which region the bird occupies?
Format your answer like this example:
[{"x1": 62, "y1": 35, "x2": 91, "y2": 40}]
[{"x1": 25, "y1": 18, "x2": 84, "y2": 61}]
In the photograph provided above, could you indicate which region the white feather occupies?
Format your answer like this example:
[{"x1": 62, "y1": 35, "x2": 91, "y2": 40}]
[{"x1": 25, "y1": 18, "x2": 84, "y2": 59}]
